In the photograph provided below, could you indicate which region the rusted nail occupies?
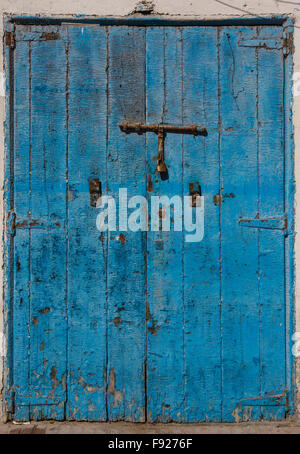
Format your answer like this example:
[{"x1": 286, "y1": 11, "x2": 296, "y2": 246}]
[
  {"x1": 88, "y1": 178, "x2": 101, "y2": 207},
  {"x1": 118, "y1": 233, "x2": 126, "y2": 245},
  {"x1": 213, "y1": 194, "x2": 223, "y2": 206}
]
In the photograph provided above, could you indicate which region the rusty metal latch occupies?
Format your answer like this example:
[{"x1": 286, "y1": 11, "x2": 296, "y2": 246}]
[{"x1": 119, "y1": 121, "x2": 207, "y2": 175}]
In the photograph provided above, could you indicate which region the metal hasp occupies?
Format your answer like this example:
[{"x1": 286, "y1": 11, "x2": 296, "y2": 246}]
[{"x1": 119, "y1": 121, "x2": 207, "y2": 174}]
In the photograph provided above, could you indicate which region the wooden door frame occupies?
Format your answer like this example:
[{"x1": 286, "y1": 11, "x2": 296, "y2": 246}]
[{"x1": 2, "y1": 15, "x2": 295, "y2": 420}]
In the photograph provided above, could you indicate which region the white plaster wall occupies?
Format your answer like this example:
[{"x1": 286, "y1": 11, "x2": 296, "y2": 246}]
[{"x1": 0, "y1": 0, "x2": 299, "y2": 422}]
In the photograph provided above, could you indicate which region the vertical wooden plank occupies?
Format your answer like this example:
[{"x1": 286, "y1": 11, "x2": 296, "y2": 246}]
[
  {"x1": 29, "y1": 27, "x2": 67, "y2": 420},
  {"x1": 219, "y1": 26, "x2": 261, "y2": 422},
  {"x1": 67, "y1": 25, "x2": 107, "y2": 421},
  {"x1": 284, "y1": 20, "x2": 296, "y2": 416},
  {"x1": 13, "y1": 32, "x2": 30, "y2": 421},
  {"x1": 182, "y1": 27, "x2": 221, "y2": 422},
  {"x1": 146, "y1": 27, "x2": 184, "y2": 422},
  {"x1": 107, "y1": 26, "x2": 146, "y2": 421},
  {"x1": 257, "y1": 26, "x2": 286, "y2": 420},
  {"x1": 3, "y1": 20, "x2": 15, "y2": 418}
]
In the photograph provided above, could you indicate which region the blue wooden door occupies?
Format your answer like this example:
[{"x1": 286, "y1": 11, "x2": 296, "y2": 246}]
[{"x1": 6, "y1": 22, "x2": 294, "y2": 422}]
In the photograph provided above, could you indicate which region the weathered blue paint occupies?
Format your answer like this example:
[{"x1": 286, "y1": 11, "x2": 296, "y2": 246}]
[
  {"x1": 3, "y1": 19, "x2": 14, "y2": 416},
  {"x1": 257, "y1": 25, "x2": 286, "y2": 421},
  {"x1": 182, "y1": 27, "x2": 221, "y2": 422},
  {"x1": 106, "y1": 26, "x2": 146, "y2": 422},
  {"x1": 284, "y1": 19, "x2": 296, "y2": 415},
  {"x1": 11, "y1": 29, "x2": 30, "y2": 422},
  {"x1": 67, "y1": 25, "x2": 107, "y2": 421},
  {"x1": 146, "y1": 26, "x2": 185, "y2": 422},
  {"x1": 4, "y1": 20, "x2": 295, "y2": 422},
  {"x1": 13, "y1": 26, "x2": 68, "y2": 421}
]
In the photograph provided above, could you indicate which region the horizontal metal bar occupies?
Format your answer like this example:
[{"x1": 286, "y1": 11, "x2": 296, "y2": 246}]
[
  {"x1": 15, "y1": 218, "x2": 63, "y2": 230},
  {"x1": 9, "y1": 15, "x2": 288, "y2": 27},
  {"x1": 7, "y1": 211, "x2": 63, "y2": 235},
  {"x1": 15, "y1": 393, "x2": 64, "y2": 406},
  {"x1": 119, "y1": 121, "x2": 207, "y2": 136},
  {"x1": 15, "y1": 388, "x2": 65, "y2": 406},
  {"x1": 238, "y1": 37, "x2": 283, "y2": 49},
  {"x1": 239, "y1": 215, "x2": 287, "y2": 231},
  {"x1": 16, "y1": 397, "x2": 62, "y2": 406},
  {"x1": 239, "y1": 393, "x2": 286, "y2": 407}
]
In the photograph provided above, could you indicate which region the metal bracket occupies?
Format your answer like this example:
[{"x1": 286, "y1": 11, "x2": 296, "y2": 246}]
[
  {"x1": 119, "y1": 121, "x2": 207, "y2": 175},
  {"x1": 283, "y1": 30, "x2": 294, "y2": 56},
  {"x1": 5, "y1": 31, "x2": 15, "y2": 49},
  {"x1": 7, "y1": 211, "x2": 63, "y2": 236},
  {"x1": 238, "y1": 37, "x2": 283, "y2": 49},
  {"x1": 7, "y1": 210, "x2": 16, "y2": 236},
  {"x1": 15, "y1": 395, "x2": 62, "y2": 406},
  {"x1": 14, "y1": 387, "x2": 65, "y2": 406},
  {"x1": 238, "y1": 33, "x2": 293, "y2": 56},
  {"x1": 5, "y1": 388, "x2": 15, "y2": 413},
  {"x1": 239, "y1": 392, "x2": 287, "y2": 407},
  {"x1": 239, "y1": 214, "x2": 287, "y2": 233}
]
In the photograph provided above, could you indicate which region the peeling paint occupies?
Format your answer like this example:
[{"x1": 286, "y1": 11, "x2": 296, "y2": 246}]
[
  {"x1": 232, "y1": 405, "x2": 241, "y2": 423},
  {"x1": 117, "y1": 233, "x2": 126, "y2": 245},
  {"x1": 41, "y1": 32, "x2": 60, "y2": 40},
  {"x1": 38, "y1": 307, "x2": 50, "y2": 314},
  {"x1": 113, "y1": 316, "x2": 122, "y2": 327},
  {"x1": 108, "y1": 368, "x2": 123, "y2": 408}
]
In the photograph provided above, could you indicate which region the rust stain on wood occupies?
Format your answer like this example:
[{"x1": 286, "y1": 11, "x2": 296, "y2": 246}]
[
  {"x1": 113, "y1": 316, "x2": 122, "y2": 327},
  {"x1": 88, "y1": 178, "x2": 102, "y2": 207},
  {"x1": 147, "y1": 174, "x2": 153, "y2": 192},
  {"x1": 118, "y1": 233, "x2": 126, "y2": 245},
  {"x1": 148, "y1": 319, "x2": 159, "y2": 335},
  {"x1": 41, "y1": 32, "x2": 61, "y2": 41},
  {"x1": 39, "y1": 307, "x2": 50, "y2": 314}
]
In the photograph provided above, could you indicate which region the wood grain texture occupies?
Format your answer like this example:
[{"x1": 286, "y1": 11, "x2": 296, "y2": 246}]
[
  {"x1": 13, "y1": 37, "x2": 31, "y2": 421},
  {"x1": 106, "y1": 26, "x2": 146, "y2": 422},
  {"x1": 9, "y1": 23, "x2": 291, "y2": 422},
  {"x1": 257, "y1": 25, "x2": 286, "y2": 421},
  {"x1": 11, "y1": 25, "x2": 68, "y2": 420},
  {"x1": 146, "y1": 26, "x2": 184, "y2": 422},
  {"x1": 67, "y1": 25, "x2": 107, "y2": 421},
  {"x1": 182, "y1": 26, "x2": 221, "y2": 422},
  {"x1": 219, "y1": 26, "x2": 261, "y2": 422},
  {"x1": 29, "y1": 28, "x2": 68, "y2": 420}
]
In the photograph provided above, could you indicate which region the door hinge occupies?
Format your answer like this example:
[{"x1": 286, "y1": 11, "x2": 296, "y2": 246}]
[
  {"x1": 239, "y1": 392, "x2": 287, "y2": 408},
  {"x1": 7, "y1": 210, "x2": 16, "y2": 236},
  {"x1": 238, "y1": 214, "x2": 288, "y2": 234},
  {"x1": 283, "y1": 31, "x2": 293, "y2": 56},
  {"x1": 15, "y1": 396, "x2": 62, "y2": 406},
  {"x1": 238, "y1": 33, "x2": 293, "y2": 56},
  {"x1": 238, "y1": 37, "x2": 283, "y2": 50},
  {"x1": 7, "y1": 211, "x2": 64, "y2": 236},
  {"x1": 5, "y1": 31, "x2": 15, "y2": 49},
  {"x1": 5, "y1": 388, "x2": 15, "y2": 413},
  {"x1": 15, "y1": 388, "x2": 65, "y2": 406}
]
